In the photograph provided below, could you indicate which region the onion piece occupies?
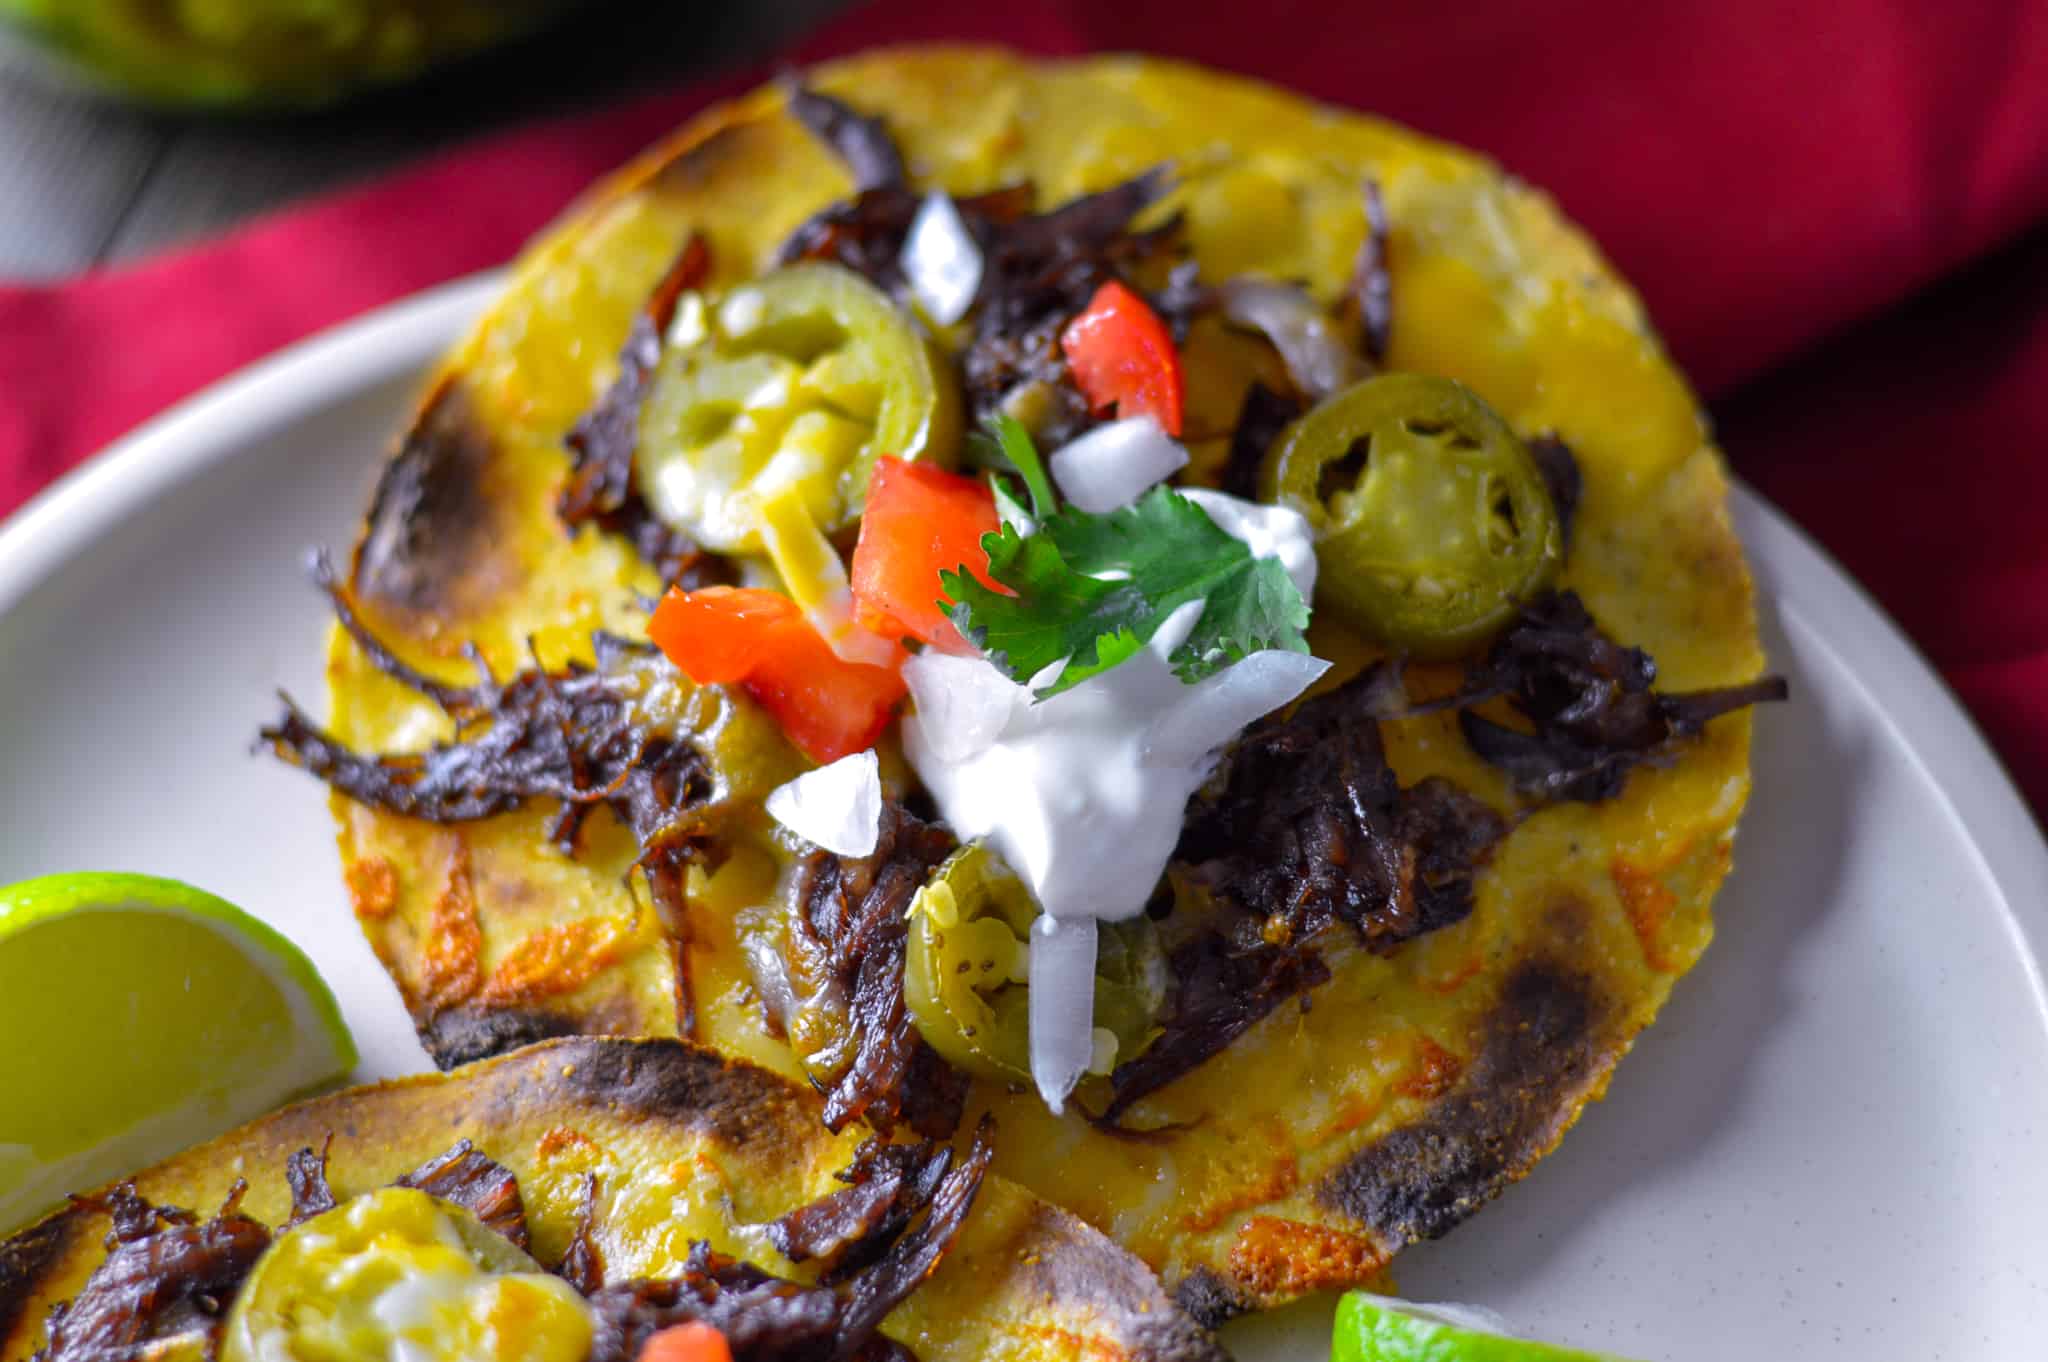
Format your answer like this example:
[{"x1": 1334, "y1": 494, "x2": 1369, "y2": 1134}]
[
  {"x1": 765, "y1": 748, "x2": 883, "y2": 857},
  {"x1": 1028, "y1": 915, "x2": 1100, "y2": 1111},
  {"x1": 903, "y1": 191, "x2": 984, "y2": 325},
  {"x1": 740, "y1": 933, "x2": 800, "y2": 1030},
  {"x1": 1178, "y1": 487, "x2": 1319, "y2": 600},
  {"x1": 1048, "y1": 416, "x2": 1189, "y2": 513},
  {"x1": 901, "y1": 652, "x2": 1021, "y2": 763},
  {"x1": 1143, "y1": 650, "x2": 1330, "y2": 767},
  {"x1": 1221, "y1": 277, "x2": 1366, "y2": 400}
]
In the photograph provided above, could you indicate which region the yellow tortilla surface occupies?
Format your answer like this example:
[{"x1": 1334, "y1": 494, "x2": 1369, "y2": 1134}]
[
  {"x1": 0, "y1": 1039, "x2": 1223, "y2": 1362},
  {"x1": 311, "y1": 48, "x2": 1765, "y2": 1318}
]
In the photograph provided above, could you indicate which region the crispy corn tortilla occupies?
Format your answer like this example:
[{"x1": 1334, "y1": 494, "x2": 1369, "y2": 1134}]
[
  {"x1": 313, "y1": 48, "x2": 1765, "y2": 1319},
  {"x1": 0, "y1": 1038, "x2": 1223, "y2": 1362}
]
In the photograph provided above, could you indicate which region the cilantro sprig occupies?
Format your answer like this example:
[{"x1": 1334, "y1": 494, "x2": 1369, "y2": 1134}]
[{"x1": 943, "y1": 416, "x2": 1311, "y2": 698}]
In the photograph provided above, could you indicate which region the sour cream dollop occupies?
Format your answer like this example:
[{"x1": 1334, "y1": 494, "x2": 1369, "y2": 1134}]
[{"x1": 901, "y1": 488, "x2": 1326, "y2": 1108}]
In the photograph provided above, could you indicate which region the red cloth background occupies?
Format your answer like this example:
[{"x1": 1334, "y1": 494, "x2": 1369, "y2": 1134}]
[{"x1": 4, "y1": 0, "x2": 2046, "y2": 814}]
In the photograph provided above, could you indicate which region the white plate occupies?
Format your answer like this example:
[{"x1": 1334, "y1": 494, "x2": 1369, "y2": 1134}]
[{"x1": 3, "y1": 278, "x2": 2044, "y2": 1360}]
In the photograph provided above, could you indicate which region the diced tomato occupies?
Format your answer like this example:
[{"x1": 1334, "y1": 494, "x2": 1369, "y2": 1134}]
[
  {"x1": 647, "y1": 587, "x2": 804, "y2": 683},
  {"x1": 851, "y1": 457, "x2": 1004, "y2": 653},
  {"x1": 650, "y1": 585, "x2": 906, "y2": 763},
  {"x1": 637, "y1": 1323, "x2": 733, "y2": 1362},
  {"x1": 742, "y1": 620, "x2": 907, "y2": 761},
  {"x1": 1059, "y1": 279, "x2": 1184, "y2": 436}
]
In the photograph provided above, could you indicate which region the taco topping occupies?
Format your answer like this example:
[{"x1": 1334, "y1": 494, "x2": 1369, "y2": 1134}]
[
  {"x1": 1262, "y1": 374, "x2": 1563, "y2": 656},
  {"x1": 901, "y1": 192, "x2": 985, "y2": 326},
  {"x1": 561, "y1": 233, "x2": 727, "y2": 589},
  {"x1": 31, "y1": 1183, "x2": 271, "y2": 1362},
  {"x1": 269, "y1": 80, "x2": 1789, "y2": 1133},
  {"x1": 30, "y1": 1129, "x2": 991, "y2": 1362},
  {"x1": 786, "y1": 803, "x2": 966, "y2": 1137},
  {"x1": 1454, "y1": 590, "x2": 1792, "y2": 803}
]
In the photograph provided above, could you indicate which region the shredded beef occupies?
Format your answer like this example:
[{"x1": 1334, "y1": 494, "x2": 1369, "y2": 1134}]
[
  {"x1": 774, "y1": 182, "x2": 1036, "y2": 300},
  {"x1": 261, "y1": 555, "x2": 723, "y2": 1025},
  {"x1": 34, "y1": 1187, "x2": 270, "y2": 1362},
  {"x1": 766, "y1": 1138, "x2": 953, "y2": 1278},
  {"x1": 1347, "y1": 178, "x2": 1393, "y2": 365},
  {"x1": 394, "y1": 1140, "x2": 530, "y2": 1251},
  {"x1": 963, "y1": 167, "x2": 1181, "y2": 441},
  {"x1": 787, "y1": 806, "x2": 966, "y2": 1138},
  {"x1": 1100, "y1": 936, "x2": 1331, "y2": 1123},
  {"x1": 559, "y1": 233, "x2": 731, "y2": 589},
  {"x1": 1527, "y1": 435, "x2": 1582, "y2": 549},
  {"x1": 586, "y1": 1120, "x2": 993, "y2": 1362},
  {"x1": 1099, "y1": 667, "x2": 1505, "y2": 1119},
  {"x1": 784, "y1": 83, "x2": 907, "y2": 193},
  {"x1": 1177, "y1": 664, "x2": 1508, "y2": 954},
  {"x1": 558, "y1": 1173, "x2": 608, "y2": 1296},
  {"x1": 775, "y1": 155, "x2": 1182, "y2": 447},
  {"x1": 1456, "y1": 590, "x2": 1789, "y2": 803},
  {"x1": 284, "y1": 1142, "x2": 337, "y2": 1227},
  {"x1": 1218, "y1": 382, "x2": 1302, "y2": 500}
]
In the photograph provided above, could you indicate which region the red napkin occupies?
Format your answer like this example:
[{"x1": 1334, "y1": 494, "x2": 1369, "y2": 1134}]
[{"x1": 4, "y1": 0, "x2": 2047, "y2": 814}]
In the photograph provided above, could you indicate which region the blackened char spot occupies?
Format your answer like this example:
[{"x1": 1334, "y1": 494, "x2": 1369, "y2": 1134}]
[
  {"x1": 418, "y1": 1005, "x2": 582, "y2": 1069},
  {"x1": 355, "y1": 376, "x2": 500, "y2": 616},
  {"x1": 545, "y1": 1037, "x2": 827, "y2": 1156},
  {"x1": 1170, "y1": 1267, "x2": 1252, "y2": 1330},
  {"x1": 782, "y1": 82, "x2": 906, "y2": 192},
  {"x1": 1317, "y1": 959, "x2": 1608, "y2": 1242}
]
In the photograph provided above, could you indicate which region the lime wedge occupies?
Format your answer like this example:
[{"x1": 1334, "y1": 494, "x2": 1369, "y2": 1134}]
[
  {"x1": 0, "y1": 873, "x2": 357, "y2": 1232},
  {"x1": 1335, "y1": 1292, "x2": 1648, "y2": 1362}
]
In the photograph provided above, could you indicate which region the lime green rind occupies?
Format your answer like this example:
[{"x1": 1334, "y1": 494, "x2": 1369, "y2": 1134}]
[
  {"x1": 0, "y1": 873, "x2": 357, "y2": 1233},
  {"x1": 0, "y1": 872, "x2": 358, "y2": 1076},
  {"x1": 1334, "y1": 1293, "x2": 1648, "y2": 1362}
]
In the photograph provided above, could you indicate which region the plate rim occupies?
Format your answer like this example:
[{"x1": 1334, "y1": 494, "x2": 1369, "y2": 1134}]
[
  {"x1": 1, "y1": 270, "x2": 2042, "y2": 1037},
  {"x1": 0, "y1": 271, "x2": 504, "y2": 619}
]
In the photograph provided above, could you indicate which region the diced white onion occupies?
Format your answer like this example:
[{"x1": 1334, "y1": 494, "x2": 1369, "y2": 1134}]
[
  {"x1": 740, "y1": 934, "x2": 800, "y2": 1029},
  {"x1": 1177, "y1": 487, "x2": 1320, "y2": 600},
  {"x1": 765, "y1": 749, "x2": 883, "y2": 857},
  {"x1": 1048, "y1": 416, "x2": 1189, "y2": 513},
  {"x1": 1028, "y1": 915, "x2": 1100, "y2": 1110},
  {"x1": 902, "y1": 652, "x2": 1021, "y2": 763},
  {"x1": 1221, "y1": 277, "x2": 1366, "y2": 400},
  {"x1": 903, "y1": 191, "x2": 984, "y2": 326}
]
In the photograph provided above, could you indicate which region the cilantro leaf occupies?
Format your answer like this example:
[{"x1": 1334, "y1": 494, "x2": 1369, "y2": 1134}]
[
  {"x1": 965, "y1": 413, "x2": 1059, "y2": 520},
  {"x1": 942, "y1": 486, "x2": 1311, "y2": 697}
]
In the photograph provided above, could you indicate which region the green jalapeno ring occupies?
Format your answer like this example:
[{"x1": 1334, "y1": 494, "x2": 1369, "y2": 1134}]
[
  {"x1": 904, "y1": 843, "x2": 1165, "y2": 1087},
  {"x1": 1262, "y1": 373, "x2": 1562, "y2": 658},
  {"x1": 635, "y1": 261, "x2": 961, "y2": 554}
]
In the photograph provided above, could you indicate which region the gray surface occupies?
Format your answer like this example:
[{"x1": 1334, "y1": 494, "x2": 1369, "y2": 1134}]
[{"x1": 0, "y1": 0, "x2": 853, "y2": 281}]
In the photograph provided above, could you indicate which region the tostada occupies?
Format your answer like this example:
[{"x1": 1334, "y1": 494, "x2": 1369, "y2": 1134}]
[{"x1": 263, "y1": 47, "x2": 1784, "y2": 1320}]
